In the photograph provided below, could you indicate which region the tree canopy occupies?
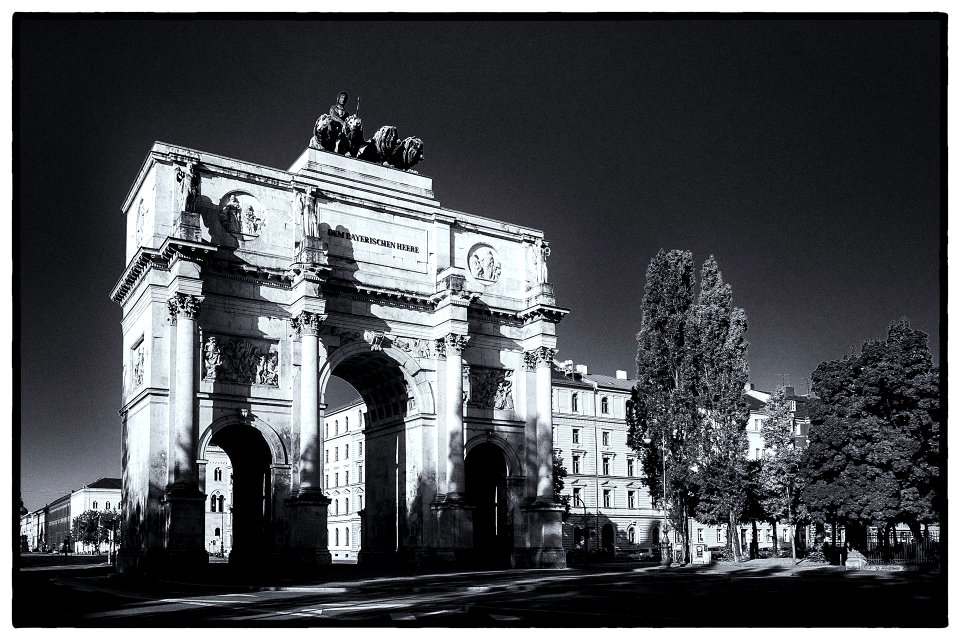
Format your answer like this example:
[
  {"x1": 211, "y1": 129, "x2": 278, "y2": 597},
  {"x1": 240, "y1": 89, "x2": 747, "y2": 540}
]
[{"x1": 800, "y1": 320, "x2": 941, "y2": 540}]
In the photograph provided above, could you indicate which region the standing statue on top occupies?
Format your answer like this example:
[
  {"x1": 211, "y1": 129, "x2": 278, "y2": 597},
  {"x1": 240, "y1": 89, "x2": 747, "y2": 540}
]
[
  {"x1": 532, "y1": 238, "x2": 550, "y2": 284},
  {"x1": 311, "y1": 91, "x2": 424, "y2": 172}
]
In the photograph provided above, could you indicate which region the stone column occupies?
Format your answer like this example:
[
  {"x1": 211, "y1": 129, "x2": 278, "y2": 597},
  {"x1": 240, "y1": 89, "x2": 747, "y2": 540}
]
[
  {"x1": 532, "y1": 346, "x2": 558, "y2": 500},
  {"x1": 168, "y1": 293, "x2": 203, "y2": 485},
  {"x1": 430, "y1": 332, "x2": 474, "y2": 565},
  {"x1": 286, "y1": 310, "x2": 331, "y2": 568},
  {"x1": 515, "y1": 346, "x2": 565, "y2": 569},
  {"x1": 443, "y1": 332, "x2": 470, "y2": 496},
  {"x1": 293, "y1": 311, "x2": 325, "y2": 495},
  {"x1": 161, "y1": 292, "x2": 207, "y2": 573}
]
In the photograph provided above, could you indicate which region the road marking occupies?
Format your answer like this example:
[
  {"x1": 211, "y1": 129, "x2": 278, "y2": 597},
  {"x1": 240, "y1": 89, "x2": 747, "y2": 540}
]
[
  {"x1": 490, "y1": 614, "x2": 521, "y2": 621},
  {"x1": 390, "y1": 612, "x2": 416, "y2": 620}
]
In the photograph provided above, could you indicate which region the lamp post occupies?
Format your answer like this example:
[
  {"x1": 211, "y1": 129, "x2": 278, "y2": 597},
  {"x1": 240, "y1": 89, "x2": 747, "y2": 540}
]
[
  {"x1": 220, "y1": 507, "x2": 225, "y2": 557},
  {"x1": 644, "y1": 428, "x2": 671, "y2": 568}
]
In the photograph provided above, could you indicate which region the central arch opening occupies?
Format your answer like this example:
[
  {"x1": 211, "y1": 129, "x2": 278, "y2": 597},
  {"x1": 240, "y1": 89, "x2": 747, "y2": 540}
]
[
  {"x1": 209, "y1": 424, "x2": 271, "y2": 566},
  {"x1": 324, "y1": 348, "x2": 422, "y2": 565},
  {"x1": 465, "y1": 441, "x2": 511, "y2": 567}
]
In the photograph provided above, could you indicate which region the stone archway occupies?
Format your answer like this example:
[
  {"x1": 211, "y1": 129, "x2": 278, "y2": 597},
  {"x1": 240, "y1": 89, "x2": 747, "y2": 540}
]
[
  {"x1": 465, "y1": 441, "x2": 512, "y2": 567},
  {"x1": 113, "y1": 137, "x2": 569, "y2": 575}
]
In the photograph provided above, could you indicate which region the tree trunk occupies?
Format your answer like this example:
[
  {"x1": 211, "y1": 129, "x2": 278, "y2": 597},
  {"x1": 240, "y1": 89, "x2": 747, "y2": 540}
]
[
  {"x1": 788, "y1": 489, "x2": 796, "y2": 564},
  {"x1": 729, "y1": 511, "x2": 742, "y2": 562},
  {"x1": 770, "y1": 518, "x2": 779, "y2": 556},
  {"x1": 751, "y1": 520, "x2": 759, "y2": 559}
]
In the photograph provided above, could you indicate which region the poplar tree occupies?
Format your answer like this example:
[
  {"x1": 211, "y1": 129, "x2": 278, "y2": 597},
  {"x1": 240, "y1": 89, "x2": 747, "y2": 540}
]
[
  {"x1": 685, "y1": 257, "x2": 750, "y2": 562},
  {"x1": 627, "y1": 251, "x2": 750, "y2": 562}
]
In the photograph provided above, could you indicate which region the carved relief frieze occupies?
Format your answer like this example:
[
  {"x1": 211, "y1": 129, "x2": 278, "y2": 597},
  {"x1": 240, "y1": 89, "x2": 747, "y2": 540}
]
[
  {"x1": 391, "y1": 335, "x2": 434, "y2": 358},
  {"x1": 219, "y1": 191, "x2": 266, "y2": 239},
  {"x1": 465, "y1": 366, "x2": 515, "y2": 410},
  {"x1": 202, "y1": 334, "x2": 279, "y2": 386},
  {"x1": 132, "y1": 343, "x2": 145, "y2": 388},
  {"x1": 468, "y1": 244, "x2": 502, "y2": 284}
]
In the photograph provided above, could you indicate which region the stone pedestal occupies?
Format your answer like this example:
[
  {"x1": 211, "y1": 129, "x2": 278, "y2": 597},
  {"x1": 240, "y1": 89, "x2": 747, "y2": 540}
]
[
  {"x1": 430, "y1": 495, "x2": 475, "y2": 565},
  {"x1": 514, "y1": 501, "x2": 566, "y2": 568},
  {"x1": 160, "y1": 484, "x2": 208, "y2": 574},
  {"x1": 285, "y1": 491, "x2": 332, "y2": 568},
  {"x1": 297, "y1": 236, "x2": 328, "y2": 266}
]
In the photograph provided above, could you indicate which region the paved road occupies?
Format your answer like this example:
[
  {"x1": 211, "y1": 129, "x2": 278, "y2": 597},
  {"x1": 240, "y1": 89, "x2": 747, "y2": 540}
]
[{"x1": 13, "y1": 559, "x2": 946, "y2": 627}]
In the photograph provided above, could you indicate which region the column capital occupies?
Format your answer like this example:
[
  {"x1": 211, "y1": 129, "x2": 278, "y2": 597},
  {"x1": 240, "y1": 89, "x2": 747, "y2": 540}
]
[
  {"x1": 442, "y1": 332, "x2": 470, "y2": 356},
  {"x1": 167, "y1": 293, "x2": 203, "y2": 324},
  {"x1": 292, "y1": 311, "x2": 326, "y2": 338},
  {"x1": 524, "y1": 346, "x2": 557, "y2": 370}
]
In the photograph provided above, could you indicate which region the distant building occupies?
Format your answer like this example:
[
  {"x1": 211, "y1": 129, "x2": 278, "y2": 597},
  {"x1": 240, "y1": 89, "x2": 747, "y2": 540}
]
[
  {"x1": 22, "y1": 477, "x2": 122, "y2": 553},
  {"x1": 204, "y1": 446, "x2": 233, "y2": 556},
  {"x1": 323, "y1": 398, "x2": 366, "y2": 561}
]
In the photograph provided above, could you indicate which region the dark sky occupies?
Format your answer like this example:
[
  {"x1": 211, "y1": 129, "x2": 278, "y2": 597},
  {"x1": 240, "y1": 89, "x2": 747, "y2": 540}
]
[{"x1": 17, "y1": 18, "x2": 942, "y2": 511}]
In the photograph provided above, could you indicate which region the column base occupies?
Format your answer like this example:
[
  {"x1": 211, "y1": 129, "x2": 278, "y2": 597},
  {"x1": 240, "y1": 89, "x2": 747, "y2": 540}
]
[
  {"x1": 430, "y1": 495, "x2": 475, "y2": 562},
  {"x1": 161, "y1": 483, "x2": 206, "y2": 561},
  {"x1": 284, "y1": 490, "x2": 332, "y2": 569},
  {"x1": 515, "y1": 500, "x2": 567, "y2": 569}
]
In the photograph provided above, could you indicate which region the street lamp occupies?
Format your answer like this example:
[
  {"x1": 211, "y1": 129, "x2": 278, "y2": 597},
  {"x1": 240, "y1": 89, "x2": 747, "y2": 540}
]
[
  {"x1": 644, "y1": 428, "x2": 671, "y2": 568},
  {"x1": 220, "y1": 508, "x2": 225, "y2": 557}
]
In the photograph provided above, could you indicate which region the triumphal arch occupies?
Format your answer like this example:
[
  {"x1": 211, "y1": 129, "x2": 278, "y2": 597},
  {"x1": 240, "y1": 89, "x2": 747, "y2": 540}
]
[{"x1": 111, "y1": 95, "x2": 569, "y2": 574}]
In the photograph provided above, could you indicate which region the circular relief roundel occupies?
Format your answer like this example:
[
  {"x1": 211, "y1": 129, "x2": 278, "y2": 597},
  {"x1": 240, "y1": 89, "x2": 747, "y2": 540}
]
[
  {"x1": 218, "y1": 191, "x2": 266, "y2": 239},
  {"x1": 468, "y1": 244, "x2": 502, "y2": 284}
]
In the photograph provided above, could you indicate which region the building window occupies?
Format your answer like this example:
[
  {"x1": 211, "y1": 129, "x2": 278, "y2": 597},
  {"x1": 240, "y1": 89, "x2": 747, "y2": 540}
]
[
  {"x1": 214, "y1": 468, "x2": 222, "y2": 481},
  {"x1": 602, "y1": 431, "x2": 610, "y2": 446},
  {"x1": 325, "y1": 423, "x2": 329, "y2": 438},
  {"x1": 345, "y1": 444, "x2": 349, "y2": 459},
  {"x1": 601, "y1": 397, "x2": 609, "y2": 414},
  {"x1": 335, "y1": 420, "x2": 339, "y2": 435},
  {"x1": 755, "y1": 448, "x2": 761, "y2": 460},
  {"x1": 345, "y1": 498, "x2": 350, "y2": 513},
  {"x1": 345, "y1": 416, "x2": 349, "y2": 431},
  {"x1": 335, "y1": 528, "x2": 339, "y2": 546},
  {"x1": 573, "y1": 488, "x2": 582, "y2": 506},
  {"x1": 105, "y1": 502, "x2": 110, "y2": 510},
  {"x1": 335, "y1": 473, "x2": 339, "y2": 487},
  {"x1": 572, "y1": 428, "x2": 580, "y2": 444},
  {"x1": 358, "y1": 441, "x2": 363, "y2": 457},
  {"x1": 602, "y1": 457, "x2": 610, "y2": 475},
  {"x1": 334, "y1": 499, "x2": 339, "y2": 516},
  {"x1": 359, "y1": 409, "x2": 363, "y2": 426},
  {"x1": 215, "y1": 527, "x2": 221, "y2": 538},
  {"x1": 603, "y1": 489, "x2": 611, "y2": 508},
  {"x1": 571, "y1": 393, "x2": 579, "y2": 413},
  {"x1": 698, "y1": 528, "x2": 704, "y2": 543},
  {"x1": 717, "y1": 529, "x2": 723, "y2": 543},
  {"x1": 627, "y1": 491, "x2": 635, "y2": 509},
  {"x1": 572, "y1": 455, "x2": 581, "y2": 474},
  {"x1": 210, "y1": 494, "x2": 217, "y2": 512},
  {"x1": 627, "y1": 458, "x2": 634, "y2": 476},
  {"x1": 325, "y1": 474, "x2": 329, "y2": 488},
  {"x1": 325, "y1": 449, "x2": 329, "y2": 463},
  {"x1": 345, "y1": 471, "x2": 349, "y2": 485},
  {"x1": 335, "y1": 447, "x2": 339, "y2": 461},
  {"x1": 628, "y1": 526, "x2": 636, "y2": 544},
  {"x1": 358, "y1": 496, "x2": 363, "y2": 510},
  {"x1": 218, "y1": 495, "x2": 225, "y2": 512},
  {"x1": 93, "y1": 502, "x2": 98, "y2": 509},
  {"x1": 345, "y1": 527, "x2": 350, "y2": 546},
  {"x1": 358, "y1": 466, "x2": 363, "y2": 483}
]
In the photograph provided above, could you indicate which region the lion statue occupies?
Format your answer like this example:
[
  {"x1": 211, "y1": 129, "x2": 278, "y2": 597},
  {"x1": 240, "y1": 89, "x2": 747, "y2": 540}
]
[
  {"x1": 312, "y1": 113, "x2": 342, "y2": 152},
  {"x1": 356, "y1": 125, "x2": 399, "y2": 164},
  {"x1": 337, "y1": 114, "x2": 364, "y2": 156},
  {"x1": 387, "y1": 136, "x2": 424, "y2": 172}
]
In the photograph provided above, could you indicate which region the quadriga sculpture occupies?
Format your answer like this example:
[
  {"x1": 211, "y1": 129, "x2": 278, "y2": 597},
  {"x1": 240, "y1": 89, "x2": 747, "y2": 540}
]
[
  {"x1": 388, "y1": 136, "x2": 424, "y2": 172},
  {"x1": 356, "y1": 125, "x2": 399, "y2": 164},
  {"x1": 338, "y1": 114, "x2": 364, "y2": 156},
  {"x1": 313, "y1": 113, "x2": 343, "y2": 152}
]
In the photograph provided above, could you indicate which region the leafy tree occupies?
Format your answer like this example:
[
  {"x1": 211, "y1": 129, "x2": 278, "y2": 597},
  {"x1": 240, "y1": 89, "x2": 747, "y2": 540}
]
[
  {"x1": 627, "y1": 251, "x2": 750, "y2": 562},
  {"x1": 553, "y1": 455, "x2": 570, "y2": 518},
  {"x1": 759, "y1": 386, "x2": 800, "y2": 561},
  {"x1": 800, "y1": 320, "x2": 941, "y2": 551},
  {"x1": 71, "y1": 509, "x2": 121, "y2": 555}
]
